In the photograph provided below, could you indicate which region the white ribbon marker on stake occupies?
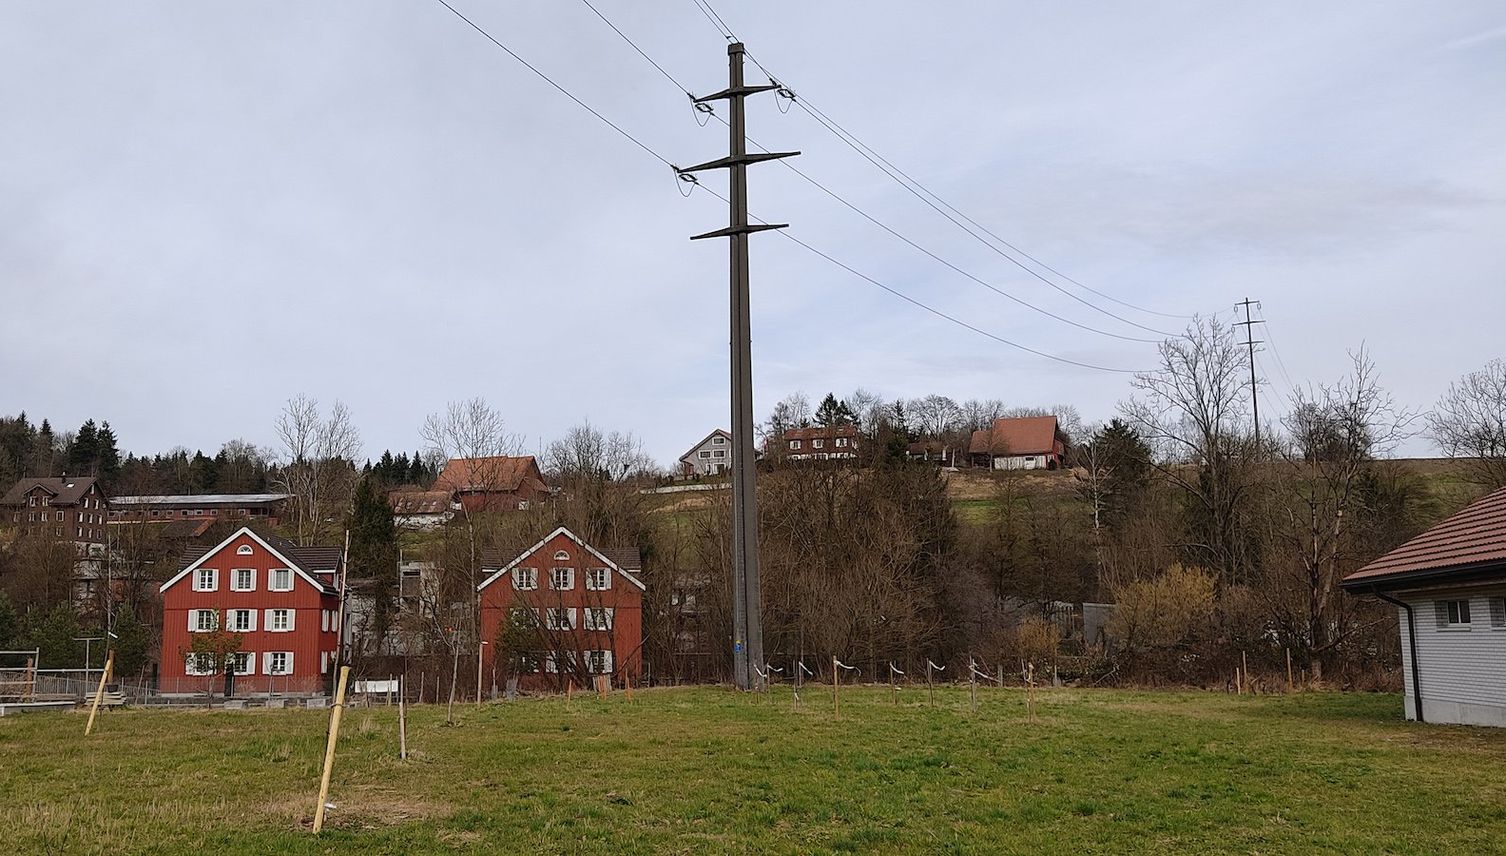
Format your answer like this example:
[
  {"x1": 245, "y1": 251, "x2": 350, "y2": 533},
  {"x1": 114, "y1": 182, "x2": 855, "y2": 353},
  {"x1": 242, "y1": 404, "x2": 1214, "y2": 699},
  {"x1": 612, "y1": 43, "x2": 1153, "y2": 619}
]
[{"x1": 926, "y1": 659, "x2": 946, "y2": 673}]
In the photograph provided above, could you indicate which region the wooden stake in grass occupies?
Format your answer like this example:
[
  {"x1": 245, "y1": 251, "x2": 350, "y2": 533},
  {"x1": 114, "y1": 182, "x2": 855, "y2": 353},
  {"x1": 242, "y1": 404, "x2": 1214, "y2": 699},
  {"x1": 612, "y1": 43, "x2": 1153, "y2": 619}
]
[
  {"x1": 831, "y1": 655, "x2": 840, "y2": 720},
  {"x1": 84, "y1": 649, "x2": 114, "y2": 737},
  {"x1": 398, "y1": 674, "x2": 408, "y2": 762},
  {"x1": 1026, "y1": 662, "x2": 1036, "y2": 725},
  {"x1": 1242, "y1": 651, "x2": 1250, "y2": 694},
  {"x1": 1286, "y1": 648, "x2": 1293, "y2": 692},
  {"x1": 969, "y1": 659, "x2": 977, "y2": 714},
  {"x1": 313, "y1": 665, "x2": 351, "y2": 835}
]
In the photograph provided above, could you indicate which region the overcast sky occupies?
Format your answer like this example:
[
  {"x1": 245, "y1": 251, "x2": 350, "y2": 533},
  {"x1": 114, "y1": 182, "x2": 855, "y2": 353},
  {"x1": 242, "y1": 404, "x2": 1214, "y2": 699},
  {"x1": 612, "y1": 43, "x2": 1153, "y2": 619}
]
[{"x1": 3, "y1": 2, "x2": 1503, "y2": 467}]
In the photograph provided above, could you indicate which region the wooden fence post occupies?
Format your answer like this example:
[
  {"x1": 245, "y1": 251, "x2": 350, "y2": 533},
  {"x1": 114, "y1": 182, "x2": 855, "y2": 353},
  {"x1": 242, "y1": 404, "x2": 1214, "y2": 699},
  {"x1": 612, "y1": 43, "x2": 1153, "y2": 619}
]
[
  {"x1": 313, "y1": 666, "x2": 351, "y2": 834},
  {"x1": 84, "y1": 650, "x2": 114, "y2": 736},
  {"x1": 1242, "y1": 651, "x2": 1250, "y2": 694},
  {"x1": 1286, "y1": 648, "x2": 1293, "y2": 692},
  {"x1": 398, "y1": 674, "x2": 408, "y2": 761},
  {"x1": 831, "y1": 656, "x2": 840, "y2": 720}
]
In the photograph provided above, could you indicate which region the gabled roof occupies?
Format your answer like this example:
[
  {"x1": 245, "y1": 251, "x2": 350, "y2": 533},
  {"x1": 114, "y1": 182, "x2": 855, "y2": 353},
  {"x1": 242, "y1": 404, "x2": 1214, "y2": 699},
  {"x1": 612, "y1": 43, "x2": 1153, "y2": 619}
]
[
  {"x1": 2, "y1": 476, "x2": 102, "y2": 507},
  {"x1": 477, "y1": 526, "x2": 645, "y2": 592},
  {"x1": 782, "y1": 424, "x2": 859, "y2": 441},
  {"x1": 969, "y1": 416, "x2": 1061, "y2": 456},
  {"x1": 679, "y1": 429, "x2": 731, "y2": 464},
  {"x1": 159, "y1": 526, "x2": 341, "y2": 594},
  {"x1": 388, "y1": 490, "x2": 453, "y2": 515},
  {"x1": 1343, "y1": 487, "x2": 1506, "y2": 590},
  {"x1": 432, "y1": 456, "x2": 545, "y2": 494}
]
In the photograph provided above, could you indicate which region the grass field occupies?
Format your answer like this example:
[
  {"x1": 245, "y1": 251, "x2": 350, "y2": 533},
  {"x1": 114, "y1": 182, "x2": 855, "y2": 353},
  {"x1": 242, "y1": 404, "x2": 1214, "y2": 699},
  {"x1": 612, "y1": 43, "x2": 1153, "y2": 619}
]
[{"x1": 4, "y1": 687, "x2": 1505, "y2": 854}]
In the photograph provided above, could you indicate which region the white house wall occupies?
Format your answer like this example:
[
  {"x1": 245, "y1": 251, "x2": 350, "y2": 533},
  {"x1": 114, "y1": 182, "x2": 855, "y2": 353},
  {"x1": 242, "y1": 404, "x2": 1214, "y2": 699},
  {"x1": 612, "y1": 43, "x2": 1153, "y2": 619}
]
[{"x1": 1394, "y1": 584, "x2": 1506, "y2": 727}]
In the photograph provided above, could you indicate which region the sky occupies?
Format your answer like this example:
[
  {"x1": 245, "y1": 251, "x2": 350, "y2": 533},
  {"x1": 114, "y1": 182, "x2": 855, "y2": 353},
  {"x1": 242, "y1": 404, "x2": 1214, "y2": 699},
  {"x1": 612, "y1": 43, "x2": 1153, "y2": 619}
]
[{"x1": 3, "y1": 2, "x2": 1504, "y2": 467}]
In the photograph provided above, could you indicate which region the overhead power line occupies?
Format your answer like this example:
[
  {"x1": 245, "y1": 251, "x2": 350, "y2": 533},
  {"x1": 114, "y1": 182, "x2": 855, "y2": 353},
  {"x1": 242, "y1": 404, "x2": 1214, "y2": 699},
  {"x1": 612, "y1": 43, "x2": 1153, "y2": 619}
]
[
  {"x1": 432, "y1": 0, "x2": 1146, "y2": 375},
  {"x1": 689, "y1": 0, "x2": 1197, "y2": 326},
  {"x1": 580, "y1": 1, "x2": 1159, "y2": 345}
]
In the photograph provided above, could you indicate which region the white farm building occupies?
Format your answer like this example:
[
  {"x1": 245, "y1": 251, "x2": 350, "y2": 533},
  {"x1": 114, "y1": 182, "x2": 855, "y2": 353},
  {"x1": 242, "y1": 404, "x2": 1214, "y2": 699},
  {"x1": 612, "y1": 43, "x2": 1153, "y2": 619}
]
[{"x1": 1343, "y1": 486, "x2": 1506, "y2": 727}]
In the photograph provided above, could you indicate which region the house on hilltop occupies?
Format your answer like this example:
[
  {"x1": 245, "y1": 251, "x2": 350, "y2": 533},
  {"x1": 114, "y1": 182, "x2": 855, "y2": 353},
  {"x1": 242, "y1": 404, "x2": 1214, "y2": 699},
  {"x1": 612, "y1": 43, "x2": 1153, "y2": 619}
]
[
  {"x1": 387, "y1": 489, "x2": 455, "y2": 530},
  {"x1": 432, "y1": 455, "x2": 547, "y2": 512},
  {"x1": 1343, "y1": 487, "x2": 1506, "y2": 727},
  {"x1": 968, "y1": 416, "x2": 1069, "y2": 470},
  {"x1": 2, "y1": 476, "x2": 109, "y2": 548},
  {"x1": 477, "y1": 526, "x2": 644, "y2": 691},
  {"x1": 773, "y1": 425, "x2": 860, "y2": 462},
  {"x1": 679, "y1": 429, "x2": 733, "y2": 478}
]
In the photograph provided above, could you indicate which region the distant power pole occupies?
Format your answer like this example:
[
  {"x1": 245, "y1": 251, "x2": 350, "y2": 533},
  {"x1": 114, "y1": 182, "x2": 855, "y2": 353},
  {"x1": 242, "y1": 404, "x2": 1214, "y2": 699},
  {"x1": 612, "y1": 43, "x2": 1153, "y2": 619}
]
[
  {"x1": 1233, "y1": 297, "x2": 1266, "y2": 449},
  {"x1": 679, "y1": 42, "x2": 798, "y2": 691}
]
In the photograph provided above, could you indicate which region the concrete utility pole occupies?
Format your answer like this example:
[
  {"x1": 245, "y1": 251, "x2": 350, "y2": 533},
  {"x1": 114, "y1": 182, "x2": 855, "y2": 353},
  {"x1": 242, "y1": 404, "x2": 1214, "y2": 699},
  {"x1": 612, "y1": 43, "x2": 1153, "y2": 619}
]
[
  {"x1": 1234, "y1": 298, "x2": 1266, "y2": 450},
  {"x1": 680, "y1": 42, "x2": 798, "y2": 690}
]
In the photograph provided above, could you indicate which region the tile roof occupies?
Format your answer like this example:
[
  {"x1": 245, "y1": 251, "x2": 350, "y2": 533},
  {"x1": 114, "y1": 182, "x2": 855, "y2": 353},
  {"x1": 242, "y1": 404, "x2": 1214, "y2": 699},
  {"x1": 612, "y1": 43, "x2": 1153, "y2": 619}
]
[
  {"x1": 968, "y1": 416, "x2": 1061, "y2": 456},
  {"x1": 111, "y1": 493, "x2": 291, "y2": 506},
  {"x1": 388, "y1": 490, "x2": 453, "y2": 515},
  {"x1": 481, "y1": 543, "x2": 642, "y2": 572},
  {"x1": 781, "y1": 425, "x2": 859, "y2": 441},
  {"x1": 2, "y1": 476, "x2": 101, "y2": 507},
  {"x1": 432, "y1": 456, "x2": 544, "y2": 494},
  {"x1": 1344, "y1": 486, "x2": 1506, "y2": 587},
  {"x1": 175, "y1": 530, "x2": 343, "y2": 574}
]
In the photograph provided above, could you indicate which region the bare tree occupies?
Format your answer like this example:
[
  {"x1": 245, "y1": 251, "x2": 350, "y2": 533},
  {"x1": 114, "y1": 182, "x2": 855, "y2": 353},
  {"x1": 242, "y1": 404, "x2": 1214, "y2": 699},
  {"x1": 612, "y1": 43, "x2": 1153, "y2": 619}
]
[
  {"x1": 272, "y1": 395, "x2": 361, "y2": 545},
  {"x1": 846, "y1": 388, "x2": 886, "y2": 435},
  {"x1": 1428, "y1": 358, "x2": 1506, "y2": 488},
  {"x1": 1120, "y1": 316, "x2": 1258, "y2": 582},
  {"x1": 420, "y1": 397, "x2": 520, "y2": 689},
  {"x1": 911, "y1": 395, "x2": 962, "y2": 438},
  {"x1": 1268, "y1": 349, "x2": 1416, "y2": 676}
]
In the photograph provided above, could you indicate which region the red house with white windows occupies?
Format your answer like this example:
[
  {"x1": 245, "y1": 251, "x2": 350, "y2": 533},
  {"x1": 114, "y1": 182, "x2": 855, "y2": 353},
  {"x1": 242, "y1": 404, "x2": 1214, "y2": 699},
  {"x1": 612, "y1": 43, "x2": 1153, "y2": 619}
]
[
  {"x1": 477, "y1": 527, "x2": 644, "y2": 690},
  {"x1": 158, "y1": 526, "x2": 343, "y2": 696}
]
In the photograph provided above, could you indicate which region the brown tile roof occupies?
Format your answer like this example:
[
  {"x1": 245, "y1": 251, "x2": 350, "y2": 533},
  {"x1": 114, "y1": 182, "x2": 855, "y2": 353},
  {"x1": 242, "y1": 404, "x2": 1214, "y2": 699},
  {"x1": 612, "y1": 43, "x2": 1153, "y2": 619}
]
[
  {"x1": 388, "y1": 490, "x2": 452, "y2": 515},
  {"x1": 481, "y1": 542, "x2": 642, "y2": 572},
  {"x1": 174, "y1": 530, "x2": 343, "y2": 575},
  {"x1": 432, "y1": 456, "x2": 544, "y2": 494},
  {"x1": 1344, "y1": 487, "x2": 1506, "y2": 588},
  {"x1": 2, "y1": 476, "x2": 102, "y2": 507},
  {"x1": 781, "y1": 425, "x2": 859, "y2": 442},
  {"x1": 968, "y1": 416, "x2": 1061, "y2": 456}
]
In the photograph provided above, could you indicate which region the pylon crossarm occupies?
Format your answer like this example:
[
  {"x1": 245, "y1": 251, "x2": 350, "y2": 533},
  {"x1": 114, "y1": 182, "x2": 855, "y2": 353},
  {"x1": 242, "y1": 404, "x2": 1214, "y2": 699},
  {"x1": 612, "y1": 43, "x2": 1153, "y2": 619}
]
[
  {"x1": 693, "y1": 83, "x2": 780, "y2": 103},
  {"x1": 690, "y1": 223, "x2": 788, "y2": 240},
  {"x1": 678, "y1": 151, "x2": 800, "y2": 173}
]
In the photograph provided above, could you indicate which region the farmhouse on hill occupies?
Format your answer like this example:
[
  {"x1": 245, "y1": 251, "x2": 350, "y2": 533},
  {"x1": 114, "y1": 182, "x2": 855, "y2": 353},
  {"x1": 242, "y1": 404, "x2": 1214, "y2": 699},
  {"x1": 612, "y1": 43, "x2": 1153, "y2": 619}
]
[
  {"x1": 968, "y1": 415, "x2": 1069, "y2": 470},
  {"x1": 158, "y1": 526, "x2": 343, "y2": 696},
  {"x1": 431, "y1": 455, "x2": 547, "y2": 512},
  {"x1": 2, "y1": 475, "x2": 108, "y2": 548},
  {"x1": 678, "y1": 428, "x2": 732, "y2": 478},
  {"x1": 477, "y1": 526, "x2": 644, "y2": 691},
  {"x1": 774, "y1": 424, "x2": 860, "y2": 462},
  {"x1": 1343, "y1": 486, "x2": 1506, "y2": 727}
]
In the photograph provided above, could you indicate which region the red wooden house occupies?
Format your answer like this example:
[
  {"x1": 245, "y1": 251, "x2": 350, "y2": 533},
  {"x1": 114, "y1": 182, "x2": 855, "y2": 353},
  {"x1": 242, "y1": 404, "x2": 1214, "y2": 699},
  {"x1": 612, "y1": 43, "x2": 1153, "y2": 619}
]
[
  {"x1": 158, "y1": 527, "x2": 343, "y2": 696},
  {"x1": 432, "y1": 455, "x2": 548, "y2": 513},
  {"x1": 477, "y1": 526, "x2": 643, "y2": 690}
]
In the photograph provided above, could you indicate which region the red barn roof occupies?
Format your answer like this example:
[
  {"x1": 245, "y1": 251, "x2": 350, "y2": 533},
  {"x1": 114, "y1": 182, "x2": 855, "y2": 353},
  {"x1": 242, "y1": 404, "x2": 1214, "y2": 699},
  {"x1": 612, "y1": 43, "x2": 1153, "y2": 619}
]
[
  {"x1": 1344, "y1": 487, "x2": 1506, "y2": 589},
  {"x1": 968, "y1": 416, "x2": 1061, "y2": 456},
  {"x1": 432, "y1": 455, "x2": 545, "y2": 495}
]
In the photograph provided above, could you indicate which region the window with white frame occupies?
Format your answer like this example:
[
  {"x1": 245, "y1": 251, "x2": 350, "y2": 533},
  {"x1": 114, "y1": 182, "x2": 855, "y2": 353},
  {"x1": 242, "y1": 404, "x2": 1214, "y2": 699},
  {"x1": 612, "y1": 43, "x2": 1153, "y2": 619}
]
[
  {"x1": 699, "y1": 450, "x2": 711, "y2": 459},
  {"x1": 190, "y1": 609, "x2": 219, "y2": 632},
  {"x1": 265, "y1": 652, "x2": 293, "y2": 675},
  {"x1": 231, "y1": 568, "x2": 255, "y2": 591},
  {"x1": 836, "y1": 437, "x2": 849, "y2": 447},
  {"x1": 713, "y1": 450, "x2": 726, "y2": 458},
  {"x1": 227, "y1": 609, "x2": 255, "y2": 633},
  {"x1": 546, "y1": 607, "x2": 575, "y2": 630},
  {"x1": 587, "y1": 650, "x2": 613, "y2": 674},
  {"x1": 713, "y1": 435, "x2": 726, "y2": 445},
  {"x1": 185, "y1": 653, "x2": 216, "y2": 675},
  {"x1": 1444, "y1": 599, "x2": 1472, "y2": 626},
  {"x1": 237, "y1": 544, "x2": 253, "y2": 555},
  {"x1": 513, "y1": 567, "x2": 539, "y2": 590},
  {"x1": 267, "y1": 608, "x2": 294, "y2": 632},
  {"x1": 584, "y1": 607, "x2": 614, "y2": 631},
  {"x1": 551, "y1": 567, "x2": 574, "y2": 591},
  {"x1": 231, "y1": 652, "x2": 254, "y2": 675},
  {"x1": 193, "y1": 568, "x2": 218, "y2": 592},
  {"x1": 813, "y1": 438, "x2": 825, "y2": 449},
  {"x1": 554, "y1": 550, "x2": 570, "y2": 561},
  {"x1": 269, "y1": 568, "x2": 293, "y2": 591},
  {"x1": 789, "y1": 439, "x2": 802, "y2": 450},
  {"x1": 586, "y1": 567, "x2": 610, "y2": 591}
]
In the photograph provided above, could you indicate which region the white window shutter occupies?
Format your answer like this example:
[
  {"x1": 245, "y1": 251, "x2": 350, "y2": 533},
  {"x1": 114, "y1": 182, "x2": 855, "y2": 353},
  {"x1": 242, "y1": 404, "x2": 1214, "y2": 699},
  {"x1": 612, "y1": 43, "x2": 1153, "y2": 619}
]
[
  {"x1": 210, "y1": 568, "x2": 219, "y2": 591},
  {"x1": 248, "y1": 610, "x2": 257, "y2": 632},
  {"x1": 187, "y1": 610, "x2": 195, "y2": 632},
  {"x1": 606, "y1": 607, "x2": 615, "y2": 630},
  {"x1": 287, "y1": 609, "x2": 295, "y2": 632},
  {"x1": 285, "y1": 652, "x2": 294, "y2": 674},
  {"x1": 264, "y1": 608, "x2": 273, "y2": 630},
  {"x1": 262, "y1": 654, "x2": 271, "y2": 675},
  {"x1": 604, "y1": 650, "x2": 614, "y2": 673},
  {"x1": 244, "y1": 653, "x2": 255, "y2": 675},
  {"x1": 569, "y1": 608, "x2": 578, "y2": 629}
]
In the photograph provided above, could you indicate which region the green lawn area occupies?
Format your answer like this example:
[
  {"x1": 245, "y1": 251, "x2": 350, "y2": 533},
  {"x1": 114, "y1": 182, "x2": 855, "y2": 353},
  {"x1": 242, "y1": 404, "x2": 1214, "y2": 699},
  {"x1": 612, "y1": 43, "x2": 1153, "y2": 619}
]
[{"x1": 4, "y1": 687, "x2": 1505, "y2": 854}]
